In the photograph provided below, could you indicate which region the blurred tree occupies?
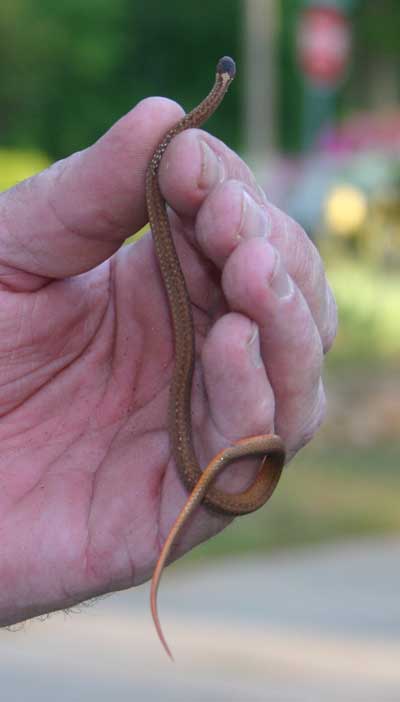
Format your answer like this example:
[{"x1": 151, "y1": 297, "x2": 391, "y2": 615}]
[
  {"x1": 353, "y1": 0, "x2": 400, "y2": 56},
  {"x1": 348, "y1": 0, "x2": 400, "y2": 110},
  {"x1": 125, "y1": 0, "x2": 240, "y2": 151},
  {"x1": 0, "y1": 0, "x2": 240, "y2": 160},
  {"x1": 278, "y1": 0, "x2": 303, "y2": 153},
  {"x1": 0, "y1": 0, "x2": 127, "y2": 157}
]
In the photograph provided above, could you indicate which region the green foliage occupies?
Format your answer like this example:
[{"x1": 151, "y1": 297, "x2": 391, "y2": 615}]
[
  {"x1": 353, "y1": 0, "x2": 400, "y2": 56},
  {"x1": 0, "y1": 0, "x2": 128, "y2": 157},
  {"x1": 126, "y1": 1, "x2": 240, "y2": 150},
  {"x1": 278, "y1": 0, "x2": 304, "y2": 153},
  {"x1": 0, "y1": 1, "x2": 240, "y2": 159},
  {"x1": 326, "y1": 258, "x2": 400, "y2": 365}
]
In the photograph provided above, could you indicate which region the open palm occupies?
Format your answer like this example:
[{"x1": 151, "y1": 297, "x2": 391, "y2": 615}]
[{"x1": 0, "y1": 97, "x2": 336, "y2": 625}]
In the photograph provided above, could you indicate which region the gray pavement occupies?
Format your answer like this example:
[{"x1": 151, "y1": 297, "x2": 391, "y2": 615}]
[{"x1": 1, "y1": 536, "x2": 399, "y2": 701}]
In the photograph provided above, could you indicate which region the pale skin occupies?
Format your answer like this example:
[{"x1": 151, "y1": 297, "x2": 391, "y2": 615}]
[{"x1": 0, "y1": 96, "x2": 337, "y2": 627}]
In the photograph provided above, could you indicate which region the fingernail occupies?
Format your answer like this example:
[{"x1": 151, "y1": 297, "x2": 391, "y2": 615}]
[
  {"x1": 247, "y1": 323, "x2": 262, "y2": 368},
  {"x1": 270, "y1": 250, "x2": 294, "y2": 299},
  {"x1": 238, "y1": 190, "x2": 270, "y2": 240},
  {"x1": 199, "y1": 140, "x2": 226, "y2": 189}
]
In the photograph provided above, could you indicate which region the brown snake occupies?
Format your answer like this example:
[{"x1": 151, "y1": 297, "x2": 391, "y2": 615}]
[{"x1": 145, "y1": 57, "x2": 286, "y2": 659}]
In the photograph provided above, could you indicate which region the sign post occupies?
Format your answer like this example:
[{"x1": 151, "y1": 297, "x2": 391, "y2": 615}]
[{"x1": 296, "y1": 2, "x2": 352, "y2": 150}]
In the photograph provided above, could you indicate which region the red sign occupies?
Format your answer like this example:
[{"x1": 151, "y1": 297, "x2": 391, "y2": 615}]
[{"x1": 297, "y1": 6, "x2": 351, "y2": 85}]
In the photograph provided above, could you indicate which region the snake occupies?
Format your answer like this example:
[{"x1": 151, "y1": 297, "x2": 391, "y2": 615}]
[{"x1": 145, "y1": 56, "x2": 286, "y2": 659}]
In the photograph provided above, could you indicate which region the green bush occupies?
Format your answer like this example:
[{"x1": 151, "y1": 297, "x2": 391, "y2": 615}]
[{"x1": 327, "y1": 258, "x2": 400, "y2": 366}]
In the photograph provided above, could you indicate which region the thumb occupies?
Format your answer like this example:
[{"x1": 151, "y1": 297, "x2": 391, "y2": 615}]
[{"x1": 0, "y1": 97, "x2": 183, "y2": 288}]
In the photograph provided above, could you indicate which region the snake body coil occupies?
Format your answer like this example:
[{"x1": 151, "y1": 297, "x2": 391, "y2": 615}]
[{"x1": 145, "y1": 57, "x2": 285, "y2": 658}]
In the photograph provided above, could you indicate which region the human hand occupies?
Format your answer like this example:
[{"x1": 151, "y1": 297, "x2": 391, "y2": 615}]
[{"x1": 0, "y1": 96, "x2": 337, "y2": 625}]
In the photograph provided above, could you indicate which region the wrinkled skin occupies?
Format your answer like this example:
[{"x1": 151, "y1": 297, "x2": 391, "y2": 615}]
[{"x1": 0, "y1": 97, "x2": 337, "y2": 625}]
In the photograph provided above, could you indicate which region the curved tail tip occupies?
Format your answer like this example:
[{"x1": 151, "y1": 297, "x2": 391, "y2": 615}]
[
  {"x1": 150, "y1": 587, "x2": 175, "y2": 661},
  {"x1": 157, "y1": 620, "x2": 174, "y2": 662},
  {"x1": 217, "y1": 56, "x2": 236, "y2": 79}
]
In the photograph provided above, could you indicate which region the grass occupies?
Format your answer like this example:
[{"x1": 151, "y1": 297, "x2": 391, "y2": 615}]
[
  {"x1": 326, "y1": 257, "x2": 400, "y2": 366},
  {"x1": 187, "y1": 440, "x2": 400, "y2": 563}
]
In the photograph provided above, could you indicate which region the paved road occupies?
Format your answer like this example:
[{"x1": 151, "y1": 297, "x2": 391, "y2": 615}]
[{"x1": 1, "y1": 537, "x2": 399, "y2": 701}]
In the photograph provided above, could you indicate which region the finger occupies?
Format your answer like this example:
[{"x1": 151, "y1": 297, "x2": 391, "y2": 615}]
[
  {"x1": 222, "y1": 237, "x2": 325, "y2": 458},
  {"x1": 158, "y1": 129, "x2": 262, "y2": 218},
  {"x1": 0, "y1": 98, "x2": 183, "y2": 286},
  {"x1": 199, "y1": 312, "x2": 275, "y2": 492},
  {"x1": 196, "y1": 179, "x2": 269, "y2": 267},
  {"x1": 158, "y1": 130, "x2": 337, "y2": 352},
  {"x1": 266, "y1": 203, "x2": 337, "y2": 352},
  {"x1": 159, "y1": 311, "x2": 276, "y2": 549},
  {"x1": 194, "y1": 178, "x2": 337, "y2": 353}
]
